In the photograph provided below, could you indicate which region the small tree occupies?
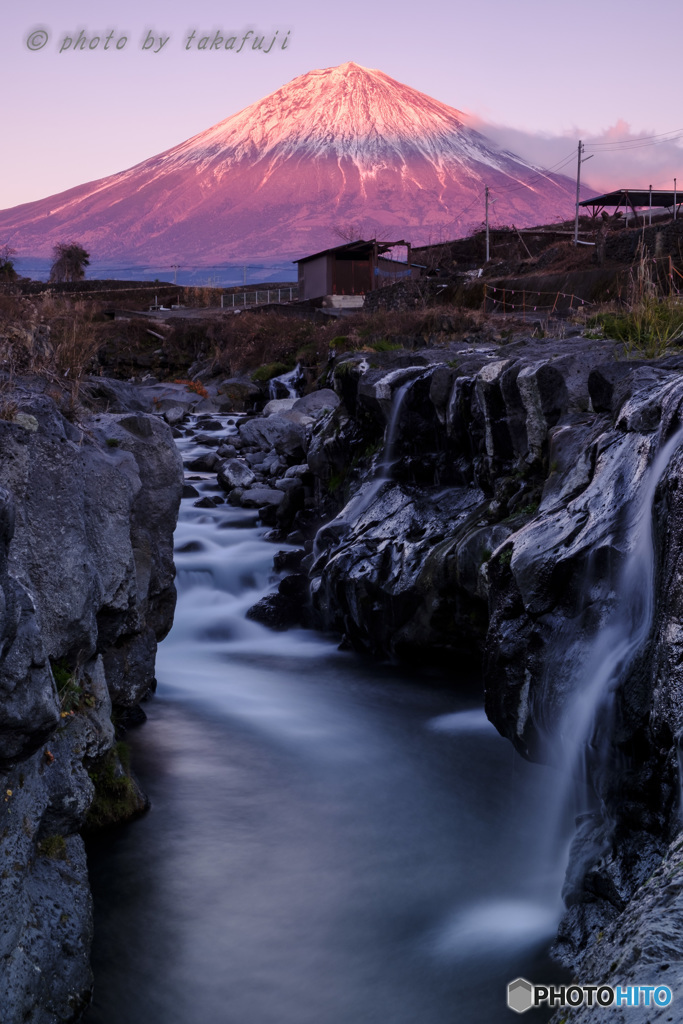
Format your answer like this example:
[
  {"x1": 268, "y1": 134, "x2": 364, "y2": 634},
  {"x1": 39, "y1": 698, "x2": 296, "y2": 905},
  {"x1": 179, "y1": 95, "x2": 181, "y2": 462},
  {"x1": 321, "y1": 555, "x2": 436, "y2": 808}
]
[
  {"x1": 49, "y1": 242, "x2": 90, "y2": 283},
  {"x1": 0, "y1": 243, "x2": 18, "y2": 282},
  {"x1": 330, "y1": 221, "x2": 376, "y2": 243}
]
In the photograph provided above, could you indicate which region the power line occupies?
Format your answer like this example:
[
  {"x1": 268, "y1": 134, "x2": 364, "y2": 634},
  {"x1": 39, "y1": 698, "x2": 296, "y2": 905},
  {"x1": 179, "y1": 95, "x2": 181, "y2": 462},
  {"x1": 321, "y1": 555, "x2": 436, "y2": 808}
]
[
  {"x1": 488, "y1": 150, "x2": 578, "y2": 197},
  {"x1": 586, "y1": 127, "x2": 683, "y2": 147},
  {"x1": 453, "y1": 189, "x2": 486, "y2": 229},
  {"x1": 586, "y1": 140, "x2": 683, "y2": 155}
]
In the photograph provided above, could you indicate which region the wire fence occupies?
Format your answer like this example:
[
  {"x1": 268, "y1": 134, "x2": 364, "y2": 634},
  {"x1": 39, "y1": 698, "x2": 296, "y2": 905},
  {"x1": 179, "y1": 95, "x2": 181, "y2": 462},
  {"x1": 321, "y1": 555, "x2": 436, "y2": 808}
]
[
  {"x1": 482, "y1": 256, "x2": 683, "y2": 316},
  {"x1": 483, "y1": 285, "x2": 595, "y2": 316}
]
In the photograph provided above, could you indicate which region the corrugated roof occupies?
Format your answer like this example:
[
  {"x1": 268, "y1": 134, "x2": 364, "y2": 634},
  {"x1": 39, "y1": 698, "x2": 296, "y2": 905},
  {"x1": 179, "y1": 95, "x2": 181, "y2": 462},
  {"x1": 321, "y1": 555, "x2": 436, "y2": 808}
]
[
  {"x1": 579, "y1": 189, "x2": 681, "y2": 209},
  {"x1": 294, "y1": 239, "x2": 408, "y2": 264}
]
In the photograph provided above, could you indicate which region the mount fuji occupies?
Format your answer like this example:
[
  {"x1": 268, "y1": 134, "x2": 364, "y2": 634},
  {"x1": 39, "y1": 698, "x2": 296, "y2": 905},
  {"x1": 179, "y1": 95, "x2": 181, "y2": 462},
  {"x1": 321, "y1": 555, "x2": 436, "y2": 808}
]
[{"x1": 0, "y1": 63, "x2": 580, "y2": 265}]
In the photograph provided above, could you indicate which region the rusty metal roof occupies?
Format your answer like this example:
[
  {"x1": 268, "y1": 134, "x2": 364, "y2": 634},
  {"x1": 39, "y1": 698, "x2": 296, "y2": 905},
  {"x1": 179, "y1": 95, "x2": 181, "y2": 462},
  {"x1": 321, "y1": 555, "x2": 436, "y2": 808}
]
[{"x1": 294, "y1": 239, "x2": 408, "y2": 264}]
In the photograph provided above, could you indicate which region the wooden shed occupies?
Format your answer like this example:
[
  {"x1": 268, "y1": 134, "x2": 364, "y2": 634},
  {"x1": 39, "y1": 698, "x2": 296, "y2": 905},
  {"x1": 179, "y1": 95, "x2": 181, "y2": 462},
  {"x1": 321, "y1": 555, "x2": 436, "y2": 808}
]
[{"x1": 294, "y1": 239, "x2": 422, "y2": 304}]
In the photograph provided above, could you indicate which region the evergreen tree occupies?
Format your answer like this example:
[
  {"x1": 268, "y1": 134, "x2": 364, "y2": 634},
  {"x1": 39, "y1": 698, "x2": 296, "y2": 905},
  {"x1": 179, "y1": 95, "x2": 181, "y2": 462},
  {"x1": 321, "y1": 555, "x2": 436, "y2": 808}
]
[{"x1": 49, "y1": 242, "x2": 90, "y2": 283}]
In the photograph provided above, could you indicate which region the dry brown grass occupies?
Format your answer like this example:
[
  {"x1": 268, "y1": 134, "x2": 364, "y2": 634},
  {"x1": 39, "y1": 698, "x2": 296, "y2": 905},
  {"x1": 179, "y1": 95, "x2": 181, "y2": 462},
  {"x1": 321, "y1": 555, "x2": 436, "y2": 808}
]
[
  {"x1": 0, "y1": 289, "x2": 488, "y2": 406},
  {"x1": 0, "y1": 397, "x2": 18, "y2": 421},
  {"x1": 0, "y1": 296, "x2": 106, "y2": 377},
  {"x1": 585, "y1": 250, "x2": 683, "y2": 359},
  {"x1": 170, "y1": 313, "x2": 341, "y2": 376},
  {"x1": 173, "y1": 305, "x2": 482, "y2": 379},
  {"x1": 0, "y1": 294, "x2": 110, "y2": 417},
  {"x1": 345, "y1": 305, "x2": 480, "y2": 343},
  {"x1": 50, "y1": 301, "x2": 102, "y2": 378}
]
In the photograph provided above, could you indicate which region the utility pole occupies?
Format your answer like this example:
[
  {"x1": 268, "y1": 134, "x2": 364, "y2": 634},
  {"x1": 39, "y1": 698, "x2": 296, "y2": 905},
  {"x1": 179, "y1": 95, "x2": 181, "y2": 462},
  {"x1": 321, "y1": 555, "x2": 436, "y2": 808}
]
[
  {"x1": 485, "y1": 186, "x2": 490, "y2": 262},
  {"x1": 485, "y1": 187, "x2": 496, "y2": 261},
  {"x1": 574, "y1": 141, "x2": 594, "y2": 243},
  {"x1": 243, "y1": 265, "x2": 247, "y2": 287},
  {"x1": 675, "y1": 178, "x2": 678, "y2": 222},
  {"x1": 649, "y1": 185, "x2": 652, "y2": 226},
  {"x1": 172, "y1": 263, "x2": 178, "y2": 285}
]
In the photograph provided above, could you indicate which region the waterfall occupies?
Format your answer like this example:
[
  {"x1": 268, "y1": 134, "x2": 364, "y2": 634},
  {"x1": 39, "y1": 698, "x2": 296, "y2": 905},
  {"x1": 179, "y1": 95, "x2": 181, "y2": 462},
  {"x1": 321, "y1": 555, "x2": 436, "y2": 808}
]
[
  {"x1": 522, "y1": 418, "x2": 683, "y2": 919},
  {"x1": 344, "y1": 378, "x2": 413, "y2": 518},
  {"x1": 269, "y1": 364, "x2": 302, "y2": 399},
  {"x1": 554, "y1": 423, "x2": 683, "y2": 814},
  {"x1": 440, "y1": 420, "x2": 683, "y2": 951},
  {"x1": 312, "y1": 377, "x2": 415, "y2": 561}
]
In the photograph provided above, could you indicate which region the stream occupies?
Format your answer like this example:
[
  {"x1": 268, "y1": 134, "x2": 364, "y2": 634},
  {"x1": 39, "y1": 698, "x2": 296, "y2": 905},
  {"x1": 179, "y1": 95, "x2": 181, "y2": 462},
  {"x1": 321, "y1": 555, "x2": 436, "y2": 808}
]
[{"x1": 84, "y1": 414, "x2": 569, "y2": 1023}]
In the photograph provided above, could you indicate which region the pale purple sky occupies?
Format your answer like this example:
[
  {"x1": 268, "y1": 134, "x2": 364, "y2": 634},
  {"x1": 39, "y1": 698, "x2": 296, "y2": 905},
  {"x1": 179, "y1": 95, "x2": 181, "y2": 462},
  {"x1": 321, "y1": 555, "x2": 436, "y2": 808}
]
[{"x1": 2, "y1": 0, "x2": 682, "y2": 211}]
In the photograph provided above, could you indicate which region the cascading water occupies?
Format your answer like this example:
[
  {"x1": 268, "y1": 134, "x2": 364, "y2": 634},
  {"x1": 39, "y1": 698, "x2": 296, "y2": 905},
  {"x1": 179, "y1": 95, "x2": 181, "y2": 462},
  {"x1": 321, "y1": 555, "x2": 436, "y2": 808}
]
[
  {"x1": 548, "y1": 423, "x2": 683, "y2": 848},
  {"x1": 311, "y1": 376, "x2": 416, "y2": 561},
  {"x1": 338, "y1": 375, "x2": 414, "y2": 521},
  {"x1": 268, "y1": 363, "x2": 302, "y2": 399},
  {"x1": 420, "y1": 418, "x2": 683, "y2": 952}
]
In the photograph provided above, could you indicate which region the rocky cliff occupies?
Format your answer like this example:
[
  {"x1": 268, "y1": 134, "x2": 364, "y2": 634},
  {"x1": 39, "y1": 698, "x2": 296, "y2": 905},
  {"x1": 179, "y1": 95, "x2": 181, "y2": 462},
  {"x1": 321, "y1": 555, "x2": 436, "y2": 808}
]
[
  {"x1": 204, "y1": 333, "x2": 683, "y2": 1014},
  {"x1": 0, "y1": 384, "x2": 183, "y2": 1022},
  {"x1": 313, "y1": 340, "x2": 683, "y2": 1011}
]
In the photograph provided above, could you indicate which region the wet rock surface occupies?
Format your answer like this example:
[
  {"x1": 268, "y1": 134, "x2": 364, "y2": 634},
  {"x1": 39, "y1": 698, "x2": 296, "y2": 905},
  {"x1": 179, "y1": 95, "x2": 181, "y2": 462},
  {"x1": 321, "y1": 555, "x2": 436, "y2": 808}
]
[
  {"x1": 0, "y1": 384, "x2": 183, "y2": 1022},
  {"x1": 549, "y1": 829, "x2": 683, "y2": 1022}
]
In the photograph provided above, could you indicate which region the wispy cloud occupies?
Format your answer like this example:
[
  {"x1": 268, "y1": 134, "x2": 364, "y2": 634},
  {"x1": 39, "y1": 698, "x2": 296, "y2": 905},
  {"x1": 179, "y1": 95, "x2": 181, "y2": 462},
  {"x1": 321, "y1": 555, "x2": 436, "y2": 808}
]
[{"x1": 466, "y1": 115, "x2": 683, "y2": 195}]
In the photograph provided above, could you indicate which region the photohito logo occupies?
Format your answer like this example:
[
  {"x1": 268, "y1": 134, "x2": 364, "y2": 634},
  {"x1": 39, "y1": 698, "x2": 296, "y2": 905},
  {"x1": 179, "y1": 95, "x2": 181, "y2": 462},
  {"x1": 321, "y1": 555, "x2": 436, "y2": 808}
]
[{"x1": 507, "y1": 978, "x2": 673, "y2": 1013}]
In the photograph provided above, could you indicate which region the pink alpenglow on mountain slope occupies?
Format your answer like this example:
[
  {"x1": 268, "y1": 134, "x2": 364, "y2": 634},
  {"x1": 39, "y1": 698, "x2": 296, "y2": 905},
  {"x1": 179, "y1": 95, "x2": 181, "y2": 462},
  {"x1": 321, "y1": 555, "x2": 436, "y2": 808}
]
[{"x1": 0, "y1": 63, "x2": 579, "y2": 264}]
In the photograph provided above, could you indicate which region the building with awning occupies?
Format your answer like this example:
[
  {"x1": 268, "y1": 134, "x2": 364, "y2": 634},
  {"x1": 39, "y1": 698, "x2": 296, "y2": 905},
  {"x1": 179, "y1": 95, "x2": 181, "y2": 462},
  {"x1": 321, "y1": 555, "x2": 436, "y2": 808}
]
[{"x1": 579, "y1": 188, "x2": 681, "y2": 222}]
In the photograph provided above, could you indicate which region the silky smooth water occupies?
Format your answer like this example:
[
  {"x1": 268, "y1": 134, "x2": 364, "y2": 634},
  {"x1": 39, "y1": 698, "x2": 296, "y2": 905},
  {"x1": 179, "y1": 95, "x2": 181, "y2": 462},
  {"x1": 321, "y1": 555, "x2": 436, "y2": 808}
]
[
  {"x1": 84, "y1": 416, "x2": 567, "y2": 1024},
  {"x1": 541, "y1": 422, "x2": 683, "y2": 865}
]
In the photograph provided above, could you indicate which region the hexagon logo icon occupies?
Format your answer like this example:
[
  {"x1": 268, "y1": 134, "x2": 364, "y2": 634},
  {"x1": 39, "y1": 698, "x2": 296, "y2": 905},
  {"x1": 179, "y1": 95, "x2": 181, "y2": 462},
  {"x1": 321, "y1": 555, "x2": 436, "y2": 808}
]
[{"x1": 508, "y1": 978, "x2": 534, "y2": 1013}]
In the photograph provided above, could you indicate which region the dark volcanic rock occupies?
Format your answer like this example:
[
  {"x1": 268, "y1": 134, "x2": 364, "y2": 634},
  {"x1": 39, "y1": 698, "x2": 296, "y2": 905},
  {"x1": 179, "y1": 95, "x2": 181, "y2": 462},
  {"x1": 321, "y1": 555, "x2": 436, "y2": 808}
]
[
  {"x1": 273, "y1": 548, "x2": 306, "y2": 572},
  {"x1": 247, "y1": 574, "x2": 310, "y2": 630},
  {"x1": 217, "y1": 458, "x2": 256, "y2": 491},
  {"x1": 0, "y1": 388, "x2": 183, "y2": 1020},
  {"x1": 301, "y1": 334, "x2": 683, "y2": 967},
  {"x1": 238, "y1": 415, "x2": 307, "y2": 460},
  {"x1": 185, "y1": 452, "x2": 219, "y2": 472},
  {"x1": 240, "y1": 487, "x2": 286, "y2": 509},
  {"x1": 549, "y1": 829, "x2": 683, "y2": 1023}
]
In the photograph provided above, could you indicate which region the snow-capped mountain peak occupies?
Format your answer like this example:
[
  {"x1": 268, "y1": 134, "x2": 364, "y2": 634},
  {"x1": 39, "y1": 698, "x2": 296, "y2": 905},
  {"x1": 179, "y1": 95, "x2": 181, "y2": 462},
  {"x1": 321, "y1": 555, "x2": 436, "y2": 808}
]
[{"x1": 0, "y1": 63, "x2": 577, "y2": 263}]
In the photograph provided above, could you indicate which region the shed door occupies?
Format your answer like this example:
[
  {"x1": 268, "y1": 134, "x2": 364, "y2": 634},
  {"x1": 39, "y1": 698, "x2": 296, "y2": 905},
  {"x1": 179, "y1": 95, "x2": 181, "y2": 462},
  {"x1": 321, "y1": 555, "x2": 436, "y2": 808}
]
[{"x1": 334, "y1": 259, "x2": 371, "y2": 295}]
